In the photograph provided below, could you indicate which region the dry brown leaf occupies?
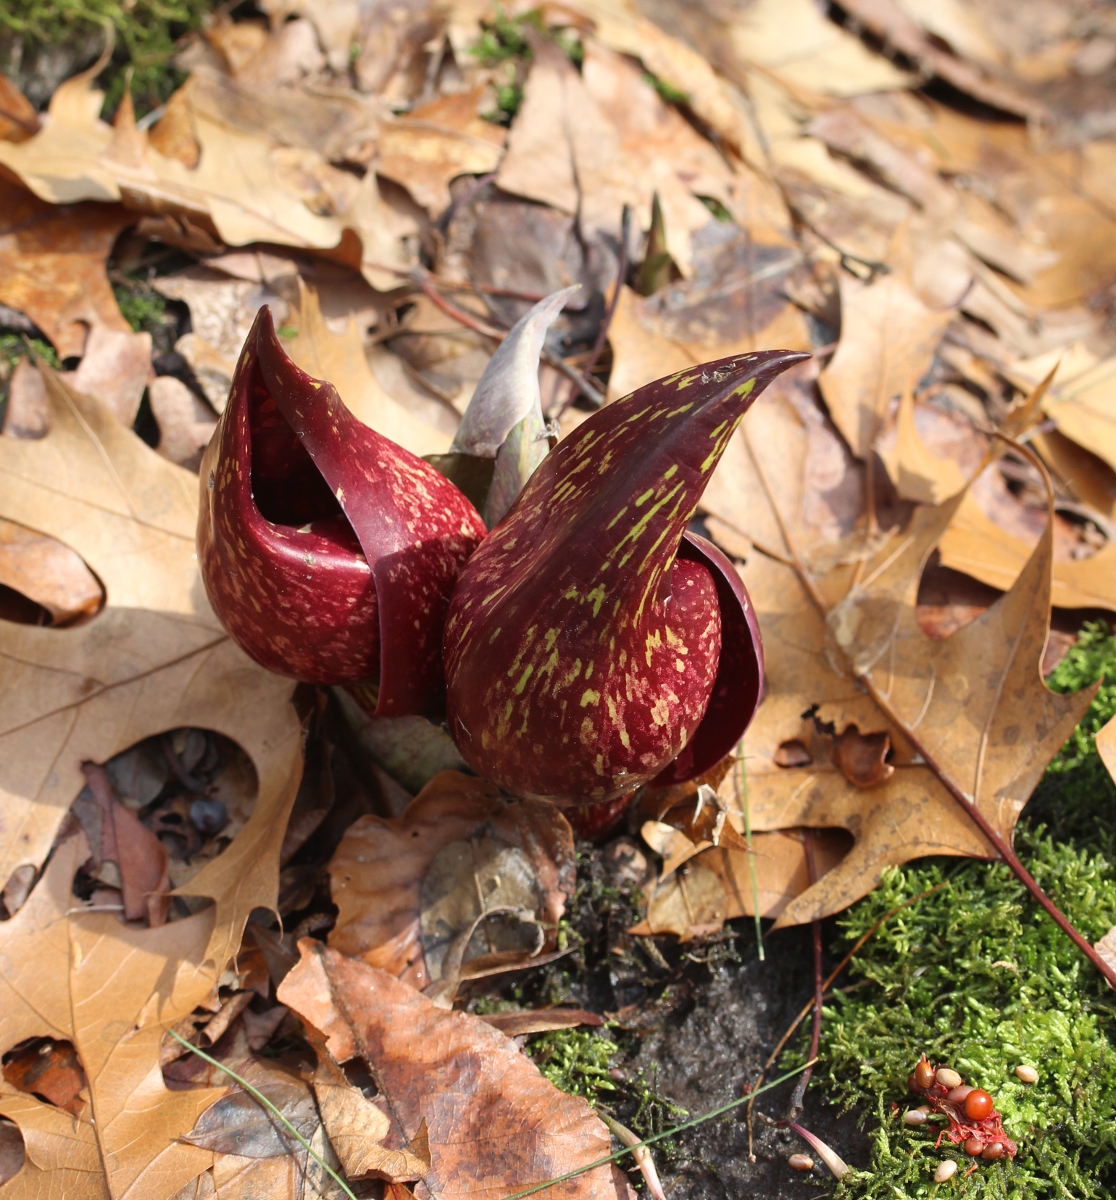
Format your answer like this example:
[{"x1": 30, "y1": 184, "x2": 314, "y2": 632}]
[
  {"x1": 2, "y1": 358, "x2": 49, "y2": 440},
  {"x1": 377, "y1": 87, "x2": 505, "y2": 215},
  {"x1": 716, "y1": 458, "x2": 1094, "y2": 925},
  {"x1": 631, "y1": 829, "x2": 853, "y2": 937},
  {"x1": 277, "y1": 940, "x2": 635, "y2": 1200},
  {"x1": 1098, "y1": 713, "x2": 1116, "y2": 793},
  {"x1": 478, "y1": 1009, "x2": 604, "y2": 1037},
  {"x1": 0, "y1": 517, "x2": 103, "y2": 624},
  {"x1": 148, "y1": 376, "x2": 218, "y2": 471},
  {"x1": 938, "y1": 490, "x2": 1116, "y2": 610},
  {"x1": 0, "y1": 176, "x2": 133, "y2": 359},
  {"x1": 288, "y1": 283, "x2": 451, "y2": 457},
  {"x1": 1031, "y1": 428, "x2": 1116, "y2": 520},
  {"x1": 0, "y1": 832, "x2": 224, "y2": 1198},
  {"x1": 876, "y1": 393, "x2": 978, "y2": 505},
  {"x1": 67, "y1": 323, "x2": 153, "y2": 427},
  {"x1": 0, "y1": 74, "x2": 39, "y2": 144},
  {"x1": 327, "y1": 770, "x2": 574, "y2": 992},
  {"x1": 0, "y1": 72, "x2": 413, "y2": 287},
  {"x1": 0, "y1": 361, "x2": 302, "y2": 977},
  {"x1": 818, "y1": 270, "x2": 953, "y2": 460},
  {"x1": 0, "y1": 1091, "x2": 109, "y2": 1200}
]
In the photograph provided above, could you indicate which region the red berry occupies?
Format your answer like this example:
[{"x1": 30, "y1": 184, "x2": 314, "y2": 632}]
[
  {"x1": 914, "y1": 1059, "x2": 936, "y2": 1090},
  {"x1": 964, "y1": 1138, "x2": 983, "y2": 1157},
  {"x1": 981, "y1": 1142, "x2": 1005, "y2": 1161},
  {"x1": 964, "y1": 1089, "x2": 994, "y2": 1121}
]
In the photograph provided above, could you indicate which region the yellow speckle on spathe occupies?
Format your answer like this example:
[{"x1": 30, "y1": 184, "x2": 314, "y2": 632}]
[
  {"x1": 675, "y1": 658, "x2": 686, "y2": 672},
  {"x1": 651, "y1": 696, "x2": 671, "y2": 726},
  {"x1": 580, "y1": 689, "x2": 600, "y2": 707},
  {"x1": 336, "y1": 487, "x2": 344, "y2": 501},
  {"x1": 545, "y1": 628, "x2": 560, "y2": 651},
  {"x1": 594, "y1": 754, "x2": 605, "y2": 776},
  {"x1": 489, "y1": 626, "x2": 502, "y2": 643},
  {"x1": 514, "y1": 665, "x2": 534, "y2": 694},
  {"x1": 585, "y1": 584, "x2": 606, "y2": 616},
  {"x1": 634, "y1": 488, "x2": 655, "y2": 507},
  {"x1": 733, "y1": 378, "x2": 756, "y2": 399},
  {"x1": 580, "y1": 716, "x2": 595, "y2": 745},
  {"x1": 645, "y1": 629, "x2": 662, "y2": 666},
  {"x1": 662, "y1": 464, "x2": 678, "y2": 480}
]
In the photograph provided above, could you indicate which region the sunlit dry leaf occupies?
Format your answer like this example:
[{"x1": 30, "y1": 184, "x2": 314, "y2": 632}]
[
  {"x1": 377, "y1": 87, "x2": 505, "y2": 215},
  {"x1": 0, "y1": 176, "x2": 133, "y2": 359},
  {"x1": 288, "y1": 283, "x2": 450, "y2": 457},
  {"x1": 278, "y1": 940, "x2": 635, "y2": 1200},
  {"x1": 0, "y1": 517, "x2": 103, "y2": 624},
  {"x1": 818, "y1": 270, "x2": 952, "y2": 460},
  {"x1": 67, "y1": 323, "x2": 153, "y2": 427},
  {"x1": 328, "y1": 771, "x2": 574, "y2": 992},
  {"x1": 876, "y1": 392, "x2": 973, "y2": 505},
  {"x1": 0, "y1": 74, "x2": 39, "y2": 143},
  {"x1": 723, "y1": 474, "x2": 1094, "y2": 925},
  {"x1": 0, "y1": 1091, "x2": 108, "y2": 1199},
  {"x1": 478, "y1": 1009, "x2": 604, "y2": 1037},
  {"x1": 148, "y1": 377, "x2": 218, "y2": 471},
  {"x1": 0, "y1": 361, "x2": 302, "y2": 977}
]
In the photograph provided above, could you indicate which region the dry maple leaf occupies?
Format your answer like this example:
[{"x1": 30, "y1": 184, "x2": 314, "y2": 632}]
[
  {"x1": 0, "y1": 364, "x2": 309, "y2": 1197},
  {"x1": 278, "y1": 940, "x2": 635, "y2": 1200},
  {"x1": 715, "y1": 403, "x2": 1098, "y2": 952}
]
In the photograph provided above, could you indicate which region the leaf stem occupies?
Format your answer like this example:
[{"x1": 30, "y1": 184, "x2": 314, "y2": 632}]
[{"x1": 167, "y1": 1030, "x2": 359, "y2": 1200}]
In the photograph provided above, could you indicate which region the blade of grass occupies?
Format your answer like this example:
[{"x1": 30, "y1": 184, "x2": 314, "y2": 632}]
[
  {"x1": 500, "y1": 1058, "x2": 817, "y2": 1200},
  {"x1": 168, "y1": 1029, "x2": 359, "y2": 1200}
]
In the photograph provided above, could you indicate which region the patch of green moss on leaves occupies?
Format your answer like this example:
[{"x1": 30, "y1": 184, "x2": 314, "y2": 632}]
[
  {"x1": 2, "y1": 0, "x2": 214, "y2": 115},
  {"x1": 472, "y1": 8, "x2": 583, "y2": 126},
  {"x1": 530, "y1": 1027, "x2": 620, "y2": 1102},
  {"x1": 819, "y1": 621, "x2": 1116, "y2": 1198}
]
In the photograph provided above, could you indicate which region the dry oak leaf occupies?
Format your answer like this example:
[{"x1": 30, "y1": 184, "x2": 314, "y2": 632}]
[
  {"x1": 818, "y1": 269, "x2": 953, "y2": 460},
  {"x1": 0, "y1": 175, "x2": 134, "y2": 359},
  {"x1": 277, "y1": 940, "x2": 635, "y2": 1200},
  {"x1": 0, "y1": 1090, "x2": 108, "y2": 1200},
  {"x1": 0, "y1": 834, "x2": 226, "y2": 1199},
  {"x1": 718, "y1": 471, "x2": 1094, "y2": 925},
  {"x1": 0, "y1": 361, "x2": 302, "y2": 977},
  {"x1": 376, "y1": 86, "x2": 505, "y2": 216},
  {"x1": 0, "y1": 70, "x2": 383, "y2": 266},
  {"x1": 288, "y1": 282, "x2": 451, "y2": 457},
  {"x1": 328, "y1": 770, "x2": 574, "y2": 992}
]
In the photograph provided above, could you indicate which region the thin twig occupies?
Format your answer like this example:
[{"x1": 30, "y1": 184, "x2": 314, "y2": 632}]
[
  {"x1": 168, "y1": 1031, "x2": 358, "y2": 1200},
  {"x1": 790, "y1": 833, "x2": 824, "y2": 1112},
  {"x1": 738, "y1": 752, "x2": 765, "y2": 962},
  {"x1": 745, "y1": 882, "x2": 948, "y2": 1159},
  {"x1": 552, "y1": 205, "x2": 632, "y2": 418},
  {"x1": 412, "y1": 272, "x2": 607, "y2": 407}
]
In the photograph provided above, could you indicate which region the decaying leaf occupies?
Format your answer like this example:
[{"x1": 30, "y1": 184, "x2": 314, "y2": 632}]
[
  {"x1": 278, "y1": 940, "x2": 635, "y2": 1200},
  {"x1": 328, "y1": 771, "x2": 574, "y2": 996},
  {"x1": 0, "y1": 517, "x2": 103, "y2": 624}
]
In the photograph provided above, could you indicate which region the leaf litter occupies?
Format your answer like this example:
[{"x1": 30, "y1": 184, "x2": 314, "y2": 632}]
[{"x1": 0, "y1": 0, "x2": 1115, "y2": 1197}]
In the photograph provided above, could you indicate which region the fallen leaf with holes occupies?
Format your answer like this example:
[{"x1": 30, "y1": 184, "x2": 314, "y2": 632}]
[
  {"x1": 278, "y1": 940, "x2": 635, "y2": 1200},
  {"x1": 0, "y1": 833, "x2": 226, "y2": 1198},
  {"x1": 0, "y1": 1090, "x2": 107, "y2": 1199},
  {"x1": 0, "y1": 176, "x2": 134, "y2": 359},
  {"x1": 0, "y1": 361, "x2": 302, "y2": 980},
  {"x1": 327, "y1": 771, "x2": 574, "y2": 999},
  {"x1": 714, "y1": 448, "x2": 1094, "y2": 925}
]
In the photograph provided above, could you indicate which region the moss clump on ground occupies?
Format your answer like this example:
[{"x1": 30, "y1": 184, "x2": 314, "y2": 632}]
[
  {"x1": 820, "y1": 621, "x2": 1116, "y2": 1198},
  {"x1": 1, "y1": 0, "x2": 214, "y2": 113}
]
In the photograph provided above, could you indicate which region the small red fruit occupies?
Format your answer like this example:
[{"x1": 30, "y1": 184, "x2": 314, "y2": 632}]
[
  {"x1": 981, "y1": 1142, "x2": 1005, "y2": 1161},
  {"x1": 964, "y1": 1138, "x2": 983, "y2": 1157},
  {"x1": 964, "y1": 1089, "x2": 994, "y2": 1121},
  {"x1": 913, "y1": 1058, "x2": 936, "y2": 1090}
]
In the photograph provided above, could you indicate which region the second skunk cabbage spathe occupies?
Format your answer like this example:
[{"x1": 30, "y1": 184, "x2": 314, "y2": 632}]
[
  {"x1": 197, "y1": 307, "x2": 486, "y2": 716},
  {"x1": 442, "y1": 350, "x2": 809, "y2": 805}
]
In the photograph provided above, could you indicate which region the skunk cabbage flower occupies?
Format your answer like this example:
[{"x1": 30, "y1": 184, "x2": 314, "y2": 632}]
[
  {"x1": 443, "y1": 349, "x2": 808, "y2": 804},
  {"x1": 197, "y1": 308, "x2": 486, "y2": 716}
]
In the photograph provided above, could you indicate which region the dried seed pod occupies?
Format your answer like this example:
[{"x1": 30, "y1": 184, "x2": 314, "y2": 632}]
[
  {"x1": 964, "y1": 1137, "x2": 983, "y2": 1157},
  {"x1": 788, "y1": 1153, "x2": 814, "y2": 1171},
  {"x1": 935, "y1": 1160, "x2": 958, "y2": 1182},
  {"x1": 946, "y1": 1084, "x2": 973, "y2": 1105},
  {"x1": 981, "y1": 1142, "x2": 1005, "y2": 1161},
  {"x1": 914, "y1": 1058, "x2": 936, "y2": 1090},
  {"x1": 935, "y1": 1067, "x2": 963, "y2": 1089},
  {"x1": 1015, "y1": 1064, "x2": 1039, "y2": 1084},
  {"x1": 904, "y1": 1109, "x2": 928, "y2": 1126},
  {"x1": 964, "y1": 1089, "x2": 994, "y2": 1121}
]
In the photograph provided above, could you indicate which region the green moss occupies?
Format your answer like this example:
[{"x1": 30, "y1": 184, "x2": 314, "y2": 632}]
[
  {"x1": 529, "y1": 1027, "x2": 619, "y2": 1101},
  {"x1": 642, "y1": 71, "x2": 689, "y2": 107},
  {"x1": 0, "y1": 333, "x2": 58, "y2": 373},
  {"x1": 816, "y1": 621, "x2": 1116, "y2": 1198},
  {"x1": 473, "y1": 8, "x2": 583, "y2": 126},
  {"x1": 2, "y1": 0, "x2": 215, "y2": 115}
]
